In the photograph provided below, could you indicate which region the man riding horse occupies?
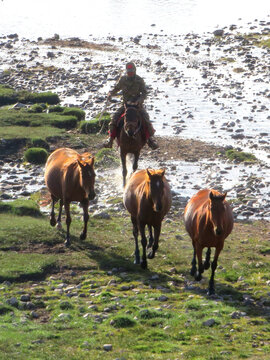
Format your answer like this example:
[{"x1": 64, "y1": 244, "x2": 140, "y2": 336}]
[{"x1": 103, "y1": 62, "x2": 158, "y2": 150}]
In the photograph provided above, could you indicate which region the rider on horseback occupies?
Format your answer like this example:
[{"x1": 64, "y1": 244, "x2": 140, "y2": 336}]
[{"x1": 103, "y1": 62, "x2": 158, "y2": 150}]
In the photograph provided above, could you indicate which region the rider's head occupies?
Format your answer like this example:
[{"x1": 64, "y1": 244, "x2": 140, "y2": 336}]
[{"x1": 126, "y1": 62, "x2": 136, "y2": 77}]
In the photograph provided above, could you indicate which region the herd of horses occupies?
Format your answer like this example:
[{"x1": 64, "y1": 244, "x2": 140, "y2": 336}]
[{"x1": 44, "y1": 105, "x2": 234, "y2": 295}]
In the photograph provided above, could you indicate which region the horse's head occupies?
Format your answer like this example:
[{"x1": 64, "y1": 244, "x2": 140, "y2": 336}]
[
  {"x1": 123, "y1": 106, "x2": 141, "y2": 137},
  {"x1": 78, "y1": 153, "x2": 96, "y2": 200},
  {"x1": 146, "y1": 169, "x2": 166, "y2": 212},
  {"x1": 209, "y1": 191, "x2": 227, "y2": 236}
]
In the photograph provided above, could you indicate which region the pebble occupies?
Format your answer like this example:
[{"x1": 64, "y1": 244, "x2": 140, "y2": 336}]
[{"x1": 103, "y1": 344, "x2": 113, "y2": 351}]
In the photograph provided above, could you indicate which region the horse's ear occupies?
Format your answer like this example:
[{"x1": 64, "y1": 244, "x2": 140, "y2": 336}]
[
  {"x1": 90, "y1": 157, "x2": 95, "y2": 166},
  {"x1": 221, "y1": 192, "x2": 227, "y2": 201},
  {"x1": 146, "y1": 169, "x2": 152, "y2": 178},
  {"x1": 160, "y1": 169, "x2": 165, "y2": 177},
  {"x1": 209, "y1": 191, "x2": 214, "y2": 200},
  {"x1": 77, "y1": 159, "x2": 84, "y2": 168}
]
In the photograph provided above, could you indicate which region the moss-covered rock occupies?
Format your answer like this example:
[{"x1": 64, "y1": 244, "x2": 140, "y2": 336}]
[
  {"x1": 24, "y1": 147, "x2": 48, "y2": 164},
  {"x1": 31, "y1": 138, "x2": 50, "y2": 151}
]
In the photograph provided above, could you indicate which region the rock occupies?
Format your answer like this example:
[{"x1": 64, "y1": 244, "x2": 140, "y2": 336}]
[
  {"x1": 6, "y1": 297, "x2": 18, "y2": 307},
  {"x1": 58, "y1": 313, "x2": 72, "y2": 320},
  {"x1": 202, "y1": 319, "x2": 216, "y2": 327},
  {"x1": 213, "y1": 29, "x2": 224, "y2": 37},
  {"x1": 103, "y1": 344, "x2": 113, "y2": 351}
]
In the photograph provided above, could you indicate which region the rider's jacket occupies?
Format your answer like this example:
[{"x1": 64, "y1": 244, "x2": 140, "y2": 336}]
[{"x1": 110, "y1": 75, "x2": 147, "y2": 104}]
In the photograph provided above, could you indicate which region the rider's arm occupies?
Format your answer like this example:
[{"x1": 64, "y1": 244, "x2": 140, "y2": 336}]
[
  {"x1": 110, "y1": 76, "x2": 124, "y2": 97},
  {"x1": 137, "y1": 78, "x2": 147, "y2": 104}
]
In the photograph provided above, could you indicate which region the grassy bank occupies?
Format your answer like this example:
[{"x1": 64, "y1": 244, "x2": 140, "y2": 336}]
[{"x1": 0, "y1": 202, "x2": 269, "y2": 359}]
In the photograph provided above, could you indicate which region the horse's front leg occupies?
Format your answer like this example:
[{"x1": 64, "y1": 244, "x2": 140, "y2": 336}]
[
  {"x1": 208, "y1": 246, "x2": 222, "y2": 295},
  {"x1": 148, "y1": 224, "x2": 161, "y2": 259},
  {"x1": 195, "y1": 243, "x2": 204, "y2": 281},
  {"x1": 131, "y1": 216, "x2": 140, "y2": 264},
  {"x1": 80, "y1": 199, "x2": 89, "y2": 240},
  {"x1": 120, "y1": 151, "x2": 127, "y2": 187},
  {"x1": 204, "y1": 247, "x2": 211, "y2": 270},
  {"x1": 147, "y1": 225, "x2": 153, "y2": 249},
  {"x1": 190, "y1": 241, "x2": 197, "y2": 276},
  {"x1": 56, "y1": 199, "x2": 63, "y2": 229},
  {"x1": 64, "y1": 201, "x2": 71, "y2": 247},
  {"x1": 139, "y1": 222, "x2": 147, "y2": 269},
  {"x1": 133, "y1": 151, "x2": 140, "y2": 173},
  {"x1": 50, "y1": 195, "x2": 57, "y2": 227}
]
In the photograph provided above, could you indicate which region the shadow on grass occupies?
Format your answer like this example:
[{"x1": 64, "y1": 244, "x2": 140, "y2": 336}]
[
  {"x1": 185, "y1": 274, "x2": 270, "y2": 322},
  {"x1": 0, "y1": 263, "x2": 59, "y2": 283},
  {"x1": 71, "y1": 236, "x2": 176, "y2": 284}
]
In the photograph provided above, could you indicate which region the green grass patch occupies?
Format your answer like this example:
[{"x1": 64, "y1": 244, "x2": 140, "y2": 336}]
[
  {"x1": 94, "y1": 148, "x2": 119, "y2": 168},
  {"x1": 0, "y1": 199, "x2": 43, "y2": 217},
  {"x1": 225, "y1": 149, "x2": 257, "y2": 162},
  {"x1": 0, "y1": 209, "x2": 269, "y2": 359},
  {"x1": 0, "y1": 85, "x2": 60, "y2": 106},
  {"x1": 0, "y1": 252, "x2": 57, "y2": 282},
  {"x1": 80, "y1": 112, "x2": 111, "y2": 134}
]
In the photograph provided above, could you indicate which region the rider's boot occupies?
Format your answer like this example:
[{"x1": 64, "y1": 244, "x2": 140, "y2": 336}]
[
  {"x1": 147, "y1": 136, "x2": 159, "y2": 150},
  {"x1": 103, "y1": 136, "x2": 113, "y2": 148}
]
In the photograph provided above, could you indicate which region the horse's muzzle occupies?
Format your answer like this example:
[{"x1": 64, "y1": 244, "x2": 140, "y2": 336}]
[
  {"x1": 88, "y1": 191, "x2": 96, "y2": 200},
  {"x1": 127, "y1": 130, "x2": 134, "y2": 137},
  {"x1": 153, "y1": 202, "x2": 163, "y2": 212},
  {"x1": 215, "y1": 227, "x2": 223, "y2": 236}
]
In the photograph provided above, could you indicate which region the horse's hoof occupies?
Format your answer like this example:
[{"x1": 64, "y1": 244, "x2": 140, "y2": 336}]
[
  {"x1": 195, "y1": 272, "x2": 202, "y2": 281},
  {"x1": 190, "y1": 268, "x2": 196, "y2": 276},
  {"x1": 140, "y1": 260, "x2": 147, "y2": 270},
  {"x1": 64, "y1": 239, "x2": 70, "y2": 247},
  {"x1": 56, "y1": 222, "x2": 62, "y2": 229},
  {"x1": 147, "y1": 251, "x2": 155, "y2": 259},
  {"x1": 207, "y1": 288, "x2": 215, "y2": 296},
  {"x1": 80, "y1": 232, "x2": 86, "y2": 240},
  {"x1": 50, "y1": 218, "x2": 56, "y2": 227},
  {"x1": 134, "y1": 259, "x2": 140, "y2": 265}
]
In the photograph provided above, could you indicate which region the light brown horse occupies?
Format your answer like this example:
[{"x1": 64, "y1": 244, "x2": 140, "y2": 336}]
[
  {"x1": 118, "y1": 105, "x2": 146, "y2": 186},
  {"x1": 184, "y1": 189, "x2": 234, "y2": 295},
  {"x1": 44, "y1": 148, "x2": 96, "y2": 246},
  {"x1": 123, "y1": 169, "x2": 172, "y2": 269}
]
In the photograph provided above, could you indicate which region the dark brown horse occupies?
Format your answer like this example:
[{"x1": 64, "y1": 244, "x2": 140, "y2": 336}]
[
  {"x1": 123, "y1": 169, "x2": 172, "y2": 269},
  {"x1": 44, "y1": 148, "x2": 96, "y2": 246},
  {"x1": 184, "y1": 189, "x2": 234, "y2": 295},
  {"x1": 118, "y1": 105, "x2": 146, "y2": 186}
]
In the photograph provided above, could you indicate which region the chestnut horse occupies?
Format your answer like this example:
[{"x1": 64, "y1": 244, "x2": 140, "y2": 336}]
[
  {"x1": 118, "y1": 105, "x2": 146, "y2": 186},
  {"x1": 44, "y1": 148, "x2": 96, "y2": 246},
  {"x1": 184, "y1": 189, "x2": 234, "y2": 295},
  {"x1": 123, "y1": 169, "x2": 172, "y2": 269}
]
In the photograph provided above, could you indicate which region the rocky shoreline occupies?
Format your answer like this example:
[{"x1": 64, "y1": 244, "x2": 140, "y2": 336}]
[{"x1": 0, "y1": 21, "x2": 270, "y2": 222}]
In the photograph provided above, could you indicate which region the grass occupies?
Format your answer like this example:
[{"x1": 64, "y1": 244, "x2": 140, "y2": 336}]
[
  {"x1": 0, "y1": 85, "x2": 60, "y2": 106},
  {"x1": 0, "y1": 199, "x2": 269, "y2": 359},
  {"x1": 225, "y1": 149, "x2": 257, "y2": 162}
]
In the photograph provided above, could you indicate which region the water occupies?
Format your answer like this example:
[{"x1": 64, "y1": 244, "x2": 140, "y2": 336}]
[{"x1": 0, "y1": 0, "x2": 270, "y2": 39}]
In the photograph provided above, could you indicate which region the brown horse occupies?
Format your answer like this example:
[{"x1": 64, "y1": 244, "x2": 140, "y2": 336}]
[
  {"x1": 184, "y1": 189, "x2": 234, "y2": 295},
  {"x1": 123, "y1": 169, "x2": 172, "y2": 269},
  {"x1": 118, "y1": 105, "x2": 146, "y2": 186},
  {"x1": 44, "y1": 148, "x2": 96, "y2": 246}
]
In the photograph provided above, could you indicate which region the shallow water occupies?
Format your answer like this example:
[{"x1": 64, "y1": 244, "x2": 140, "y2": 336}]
[{"x1": 1, "y1": 0, "x2": 270, "y2": 38}]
